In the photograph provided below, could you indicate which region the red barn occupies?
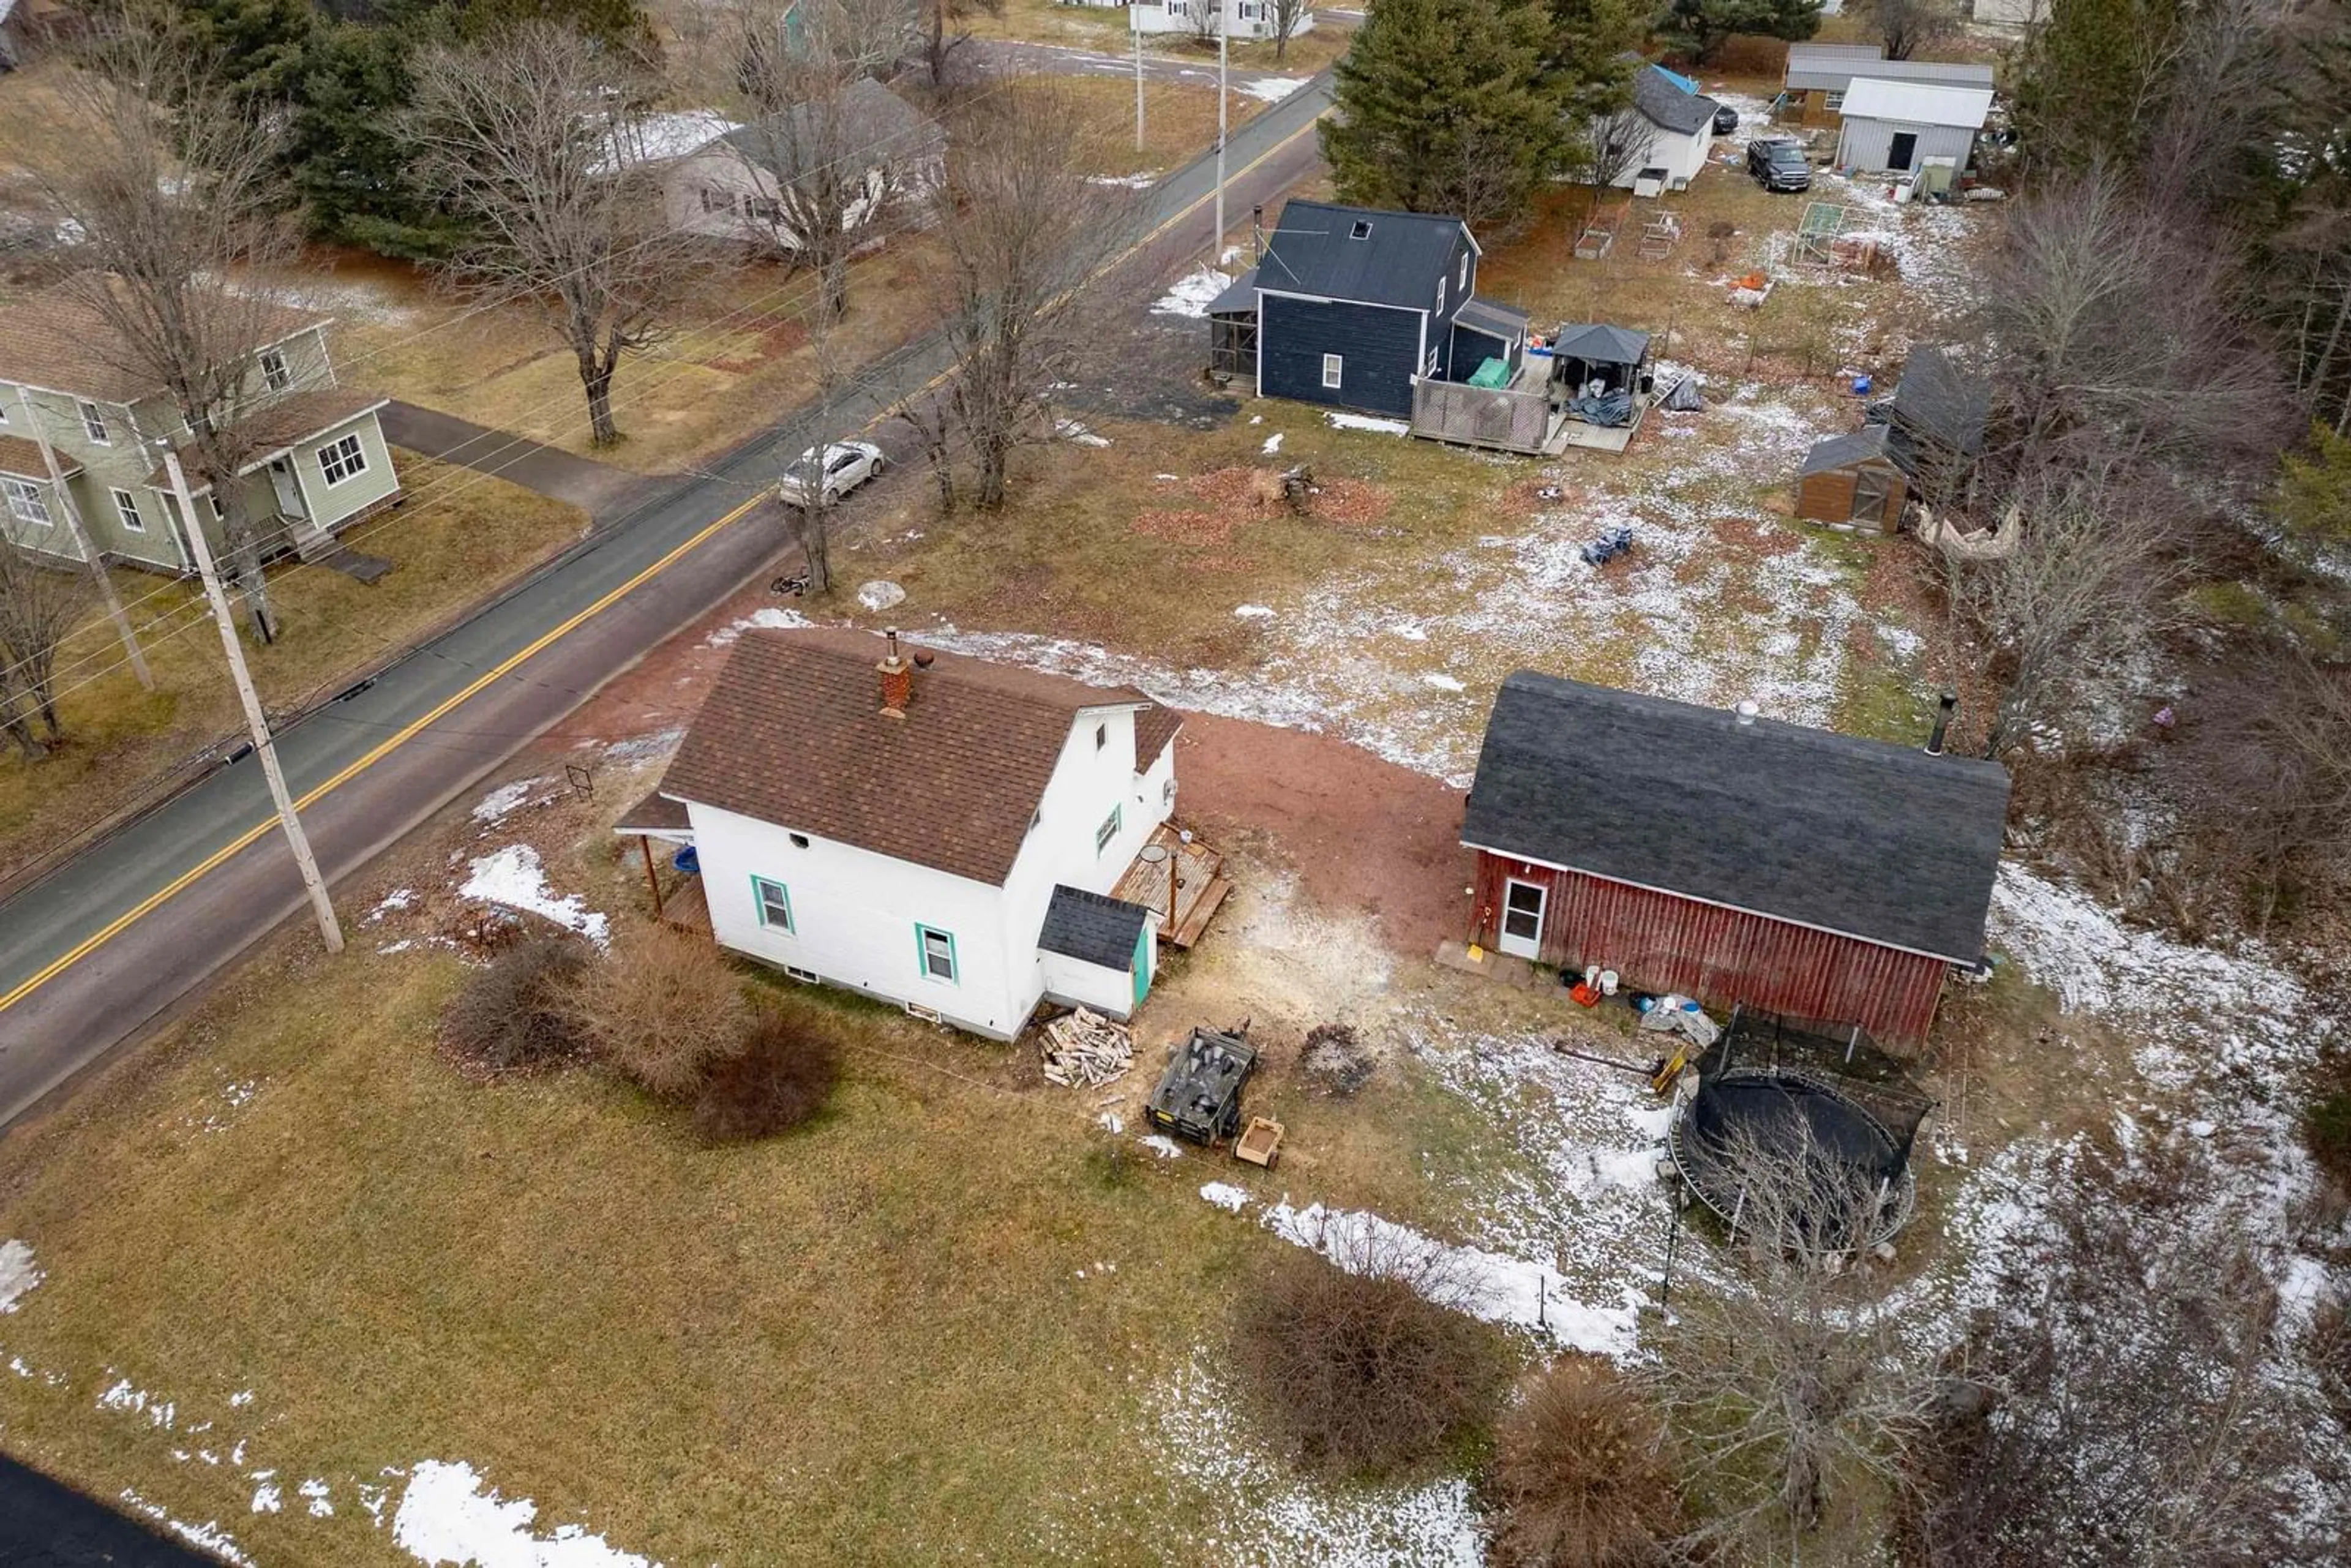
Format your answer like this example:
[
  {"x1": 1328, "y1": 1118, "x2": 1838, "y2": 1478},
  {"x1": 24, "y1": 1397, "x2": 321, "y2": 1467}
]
[{"x1": 1460, "y1": 673, "x2": 2009, "y2": 1048}]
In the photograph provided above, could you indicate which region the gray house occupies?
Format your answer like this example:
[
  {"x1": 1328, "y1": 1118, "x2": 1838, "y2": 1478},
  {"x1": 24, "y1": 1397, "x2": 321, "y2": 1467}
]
[
  {"x1": 0, "y1": 278, "x2": 401, "y2": 572},
  {"x1": 1248, "y1": 200, "x2": 1483, "y2": 419},
  {"x1": 1834, "y1": 78, "x2": 1993, "y2": 178},
  {"x1": 1783, "y1": 44, "x2": 1995, "y2": 129}
]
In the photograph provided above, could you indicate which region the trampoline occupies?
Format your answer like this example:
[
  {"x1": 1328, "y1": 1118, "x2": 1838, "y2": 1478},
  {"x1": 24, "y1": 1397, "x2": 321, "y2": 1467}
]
[{"x1": 1667, "y1": 1007, "x2": 1933, "y2": 1252}]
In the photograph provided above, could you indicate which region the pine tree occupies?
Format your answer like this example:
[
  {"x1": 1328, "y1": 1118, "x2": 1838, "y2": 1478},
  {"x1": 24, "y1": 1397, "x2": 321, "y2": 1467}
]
[
  {"x1": 1321, "y1": 0, "x2": 1568, "y2": 233},
  {"x1": 2008, "y1": 0, "x2": 2184, "y2": 171},
  {"x1": 1654, "y1": 0, "x2": 1821, "y2": 64}
]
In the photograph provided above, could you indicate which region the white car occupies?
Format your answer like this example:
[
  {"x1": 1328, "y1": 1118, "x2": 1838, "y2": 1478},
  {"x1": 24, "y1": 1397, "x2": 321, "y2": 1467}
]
[{"x1": 776, "y1": 441, "x2": 885, "y2": 508}]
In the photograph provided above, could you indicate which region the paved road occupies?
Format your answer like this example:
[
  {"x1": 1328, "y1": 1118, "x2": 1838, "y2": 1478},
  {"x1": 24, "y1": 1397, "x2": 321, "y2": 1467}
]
[
  {"x1": 0, "y1": 1454, "x2": 215, "y2": 1566},
  {"x1": 0, "y1": 74, "x2": 1333, "y2": 1129}
]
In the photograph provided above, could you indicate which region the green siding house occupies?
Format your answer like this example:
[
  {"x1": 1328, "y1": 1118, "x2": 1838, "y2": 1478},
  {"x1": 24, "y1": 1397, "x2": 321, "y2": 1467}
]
[{"x1": 0, "y1": 277, "x2": 402, "y2": 572}]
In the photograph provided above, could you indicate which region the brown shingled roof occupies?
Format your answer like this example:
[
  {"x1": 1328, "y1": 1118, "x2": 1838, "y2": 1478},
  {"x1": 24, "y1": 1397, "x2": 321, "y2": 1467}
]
[
  {"x1": 142, "y1": 388, "x2": 388, "y2": 490},
  {"x1": 0, "y1": 435, "x2": 80, "y2": 482},
  {"x1": 657, "y1": 629, "x2": 1173, "y2": 887},
  {"x1": 1134, "y1": 703, "x2": 1182, "y2": 768},
  {"x1": 0, "y1": 276, "x2": 328, "y2": 405}
]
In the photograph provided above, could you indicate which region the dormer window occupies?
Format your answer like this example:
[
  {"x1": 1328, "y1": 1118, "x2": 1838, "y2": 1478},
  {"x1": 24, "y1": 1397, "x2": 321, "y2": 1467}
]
[
  {"x1": 1095, "y1": 722, "x2": 1107, "y2": 751},
  {"x1": 1458, "y1": 253, "x2": 1469, "y2": 290},
  {"x1": 1349, "y1": 219, "x2": 1372, "y2": 239},
  {"x1": 1436, "y1": 279, "x2": 1446, "y2": 313}
]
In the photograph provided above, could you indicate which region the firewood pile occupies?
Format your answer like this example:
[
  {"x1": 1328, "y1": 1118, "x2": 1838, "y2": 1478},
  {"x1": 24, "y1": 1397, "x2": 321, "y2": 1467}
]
[{"x1": 1041, "y1": 1008, "x2": 1134, "y2": 1088}]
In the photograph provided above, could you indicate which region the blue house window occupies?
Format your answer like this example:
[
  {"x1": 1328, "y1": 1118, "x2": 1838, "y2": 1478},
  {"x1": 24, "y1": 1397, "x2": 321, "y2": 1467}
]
[
  {"x1": 751, "y1": 876, "x2": 793, "y2": 932},
  {"x1": 917, "y1": 925, "x2": 958, "y2": 983}
]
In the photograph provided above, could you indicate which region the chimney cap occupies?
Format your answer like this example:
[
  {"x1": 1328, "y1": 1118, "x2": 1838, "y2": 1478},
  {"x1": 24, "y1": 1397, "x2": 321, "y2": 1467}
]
[
  {"x1": 912, "y1": 649, "x2": 935, "y2": 669},
  {"x1": 1734, "y1": 700, "x2": 1760, "y2": 726}
]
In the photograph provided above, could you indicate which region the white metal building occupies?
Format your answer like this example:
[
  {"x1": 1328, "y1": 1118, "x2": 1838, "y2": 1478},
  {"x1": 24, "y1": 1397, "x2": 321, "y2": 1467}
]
[{"x1": 1834, "y1": 78, "x2": 1994, "y2": 175}]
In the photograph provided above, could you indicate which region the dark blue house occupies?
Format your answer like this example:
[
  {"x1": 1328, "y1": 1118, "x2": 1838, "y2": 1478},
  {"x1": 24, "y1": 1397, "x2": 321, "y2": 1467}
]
[{"x1": 1244, "y1": 200, "x2": 1505, "y2": 419}]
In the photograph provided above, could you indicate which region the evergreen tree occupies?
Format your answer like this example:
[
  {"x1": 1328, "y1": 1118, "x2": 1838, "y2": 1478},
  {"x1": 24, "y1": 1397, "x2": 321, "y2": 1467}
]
[
  {"x1": 285, "y1": 20, "x2": 465, "y2": 258},
  {"x1": 1321, "y1": 0, "x2": 1568, "y2": 233},
  {"x1": 1654, "y1": 0, "x2": 1820, "y2": 64},
  {"x1": 177, "y1": 0, "x2": 318, "y2": 101},
  {"x1": 2008, "y1": 0, "x2": 2183, "y2": 170}
]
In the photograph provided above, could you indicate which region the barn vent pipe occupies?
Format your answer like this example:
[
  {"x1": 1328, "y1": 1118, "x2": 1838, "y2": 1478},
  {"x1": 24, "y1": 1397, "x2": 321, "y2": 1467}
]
[
  {"x1": 1926, "y1": 690, "x2": 1957, "y2": 755},
  {"x1": 1734, "y1": 700, "x2": 1759, "y2": 726}
]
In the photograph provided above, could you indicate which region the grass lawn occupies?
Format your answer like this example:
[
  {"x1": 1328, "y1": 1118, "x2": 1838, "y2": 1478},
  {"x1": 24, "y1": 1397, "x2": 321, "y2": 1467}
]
[
  {"x1": 0, "y1": 769, "x2": 1533, "y2": 1564},
  {"x1": 1007, "y1": 73, "x2": 1278, "y2": 183},
  {"x1": 0, "y1": 455, "x2": 586, "y2": 881},
  {"x1": 328, "y1": 244, "x2": 945, "y2": 479}
]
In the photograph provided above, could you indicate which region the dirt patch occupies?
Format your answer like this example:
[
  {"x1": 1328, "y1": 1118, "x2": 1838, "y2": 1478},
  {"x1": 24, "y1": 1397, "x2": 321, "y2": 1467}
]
[{"x1": 1134, "y1": 508, "x2": 1235, "y2": 546}]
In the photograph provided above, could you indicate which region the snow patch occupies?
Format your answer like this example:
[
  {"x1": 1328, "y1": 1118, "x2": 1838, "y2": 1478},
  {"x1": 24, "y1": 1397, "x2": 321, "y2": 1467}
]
[
  {"x1": 1239, "y1": 75, "x2": 1309, "y2": 104},
  {"x1": 1150, "y1": 267, "x2": 1231, "y2": 318},
  {"x1": 1234, "y1": 604, "x2": 1275, "y2": 620},
  {"x1": 460, "y1": 846, "x2": 611, "y2": 947},
  {"x1": 0, "y1": 1239, "x2": 42, "y2": 1313},
  {"x1": 470, "y1": 779, "x2": 547, "y2": 827},
  {"x1": 301, "y1": 1477, "x2": 336, "y2": 1518},
  {"x1": 1323, "y1": 411, "x2": 1411, "y2": 436},
  {"x1": 391, "y1": 1460, "x2": 654, "y2": 1568},
  {"x1": 1261, "y1": 432, "x2": 1283, "y2": 455},
  {"x1": 1138, "y1": 1135, "x2": 1183, "y2": 1159},
  {"x1": 705, "y1": 606, "x2": 812, "y2": 648},
  {"x1": 119, "y1": 1490, "x2": 257, "y2": 1567},
  {"x1": 1200, "y1": 1181, "x2": 1250, "y2": 1213}
]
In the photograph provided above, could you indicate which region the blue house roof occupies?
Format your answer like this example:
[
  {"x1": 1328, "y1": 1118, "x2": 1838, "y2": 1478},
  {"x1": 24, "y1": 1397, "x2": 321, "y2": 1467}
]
[{"x1": 1256, "y1": 200, "x2": 1473, "y2": 311}]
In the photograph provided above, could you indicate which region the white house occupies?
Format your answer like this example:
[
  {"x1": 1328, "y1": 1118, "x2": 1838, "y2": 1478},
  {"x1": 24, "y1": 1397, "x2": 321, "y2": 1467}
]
[
  {"x1": 599, "y1": 83, "x2": 943, "y2": 252},
  {"x1": 641, "y1": 628, "x2": 1183, "y2": 1039},
  {"x1": 1128, "y1": 0, "x2": 1313, "y2": 42},
  {"x1": 1834, "y1": 78, "x2": 1994, "y2": 177},
  {"x1": 1595, "y1": 65, "x2": 1719, "y2": 192}
]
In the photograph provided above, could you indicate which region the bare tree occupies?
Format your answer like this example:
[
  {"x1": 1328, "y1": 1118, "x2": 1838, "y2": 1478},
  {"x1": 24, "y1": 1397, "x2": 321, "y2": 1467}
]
[
  {"x1": 1869, "y1": 0, "x2": 1959, "y2": 62},
  {"x1": 1265, "y1": 0, "x2": 1311, "y2": 63},
  {"x1": 407, "y1": 22, "x2": 696, "y2": 449},
  {"x1": 1653, "y1": 1122, "x2": 1944, "y2": 1562},
  {"x1": 918, "y1": 0, "x2": 1004, "y2": 88},
  {"x1": 902, "y1": 81, "x2": 1133, "y2": 511},
  {"x1": 1905, "y1": 1138, "x2": 2340, "y2": 1568},
  {"x1": 716, "y1": 0, "x2": 938, "y2": 320},
  {"x1": 0, "y1": 538, "x2": 92, "y2": 759},
  {"x1": 1581, "y1": 101, "x2": 1648, "y2": 206},
  {"x1": 1182, "y1": 0, "x2": 1228, "y2": 48},
  {"x1": 2173, "y1": 653, "x2": 2351, "y2": 931},
  {"x1": 1938, "y1": 475, "x2": 2185, "y2": 759},
  {"x1": 32, "y1": 7, "x2": 312, "y2": 642}
]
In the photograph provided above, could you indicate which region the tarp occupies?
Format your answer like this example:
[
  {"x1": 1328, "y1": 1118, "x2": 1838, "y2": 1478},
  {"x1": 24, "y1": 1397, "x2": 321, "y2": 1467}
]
[
  {"x1": 1662, "y1": 374, "x2": 1703, "y2": 411},
  {"x1": 1468, "y1": 356, "x2": 1511, "y2": 389}
]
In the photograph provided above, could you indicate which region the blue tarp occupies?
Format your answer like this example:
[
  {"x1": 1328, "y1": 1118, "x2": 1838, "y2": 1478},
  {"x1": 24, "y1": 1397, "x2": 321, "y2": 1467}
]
[{"x1": 1654, "y1": 66, "x2": 1698, "y2": 95}]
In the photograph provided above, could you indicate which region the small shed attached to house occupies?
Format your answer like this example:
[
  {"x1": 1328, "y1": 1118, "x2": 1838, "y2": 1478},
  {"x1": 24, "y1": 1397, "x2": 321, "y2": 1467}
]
[
  {"x1": 1207, "y1": 267, "x2": 1259, "y2": 384},
  {"x1": 1460, "y1": 671, "x2": 2009, "y2": 1047},
  {"x1": 1449, "y1": 297, "x2": 1530, "y2": 385},
  {"x1": 1870, "y1": 343, "x2": 1990, "y2": 498},
  {"x1": 1794, "y1": 424, "x2": 1907, "y2": 532},
  {"x1": 1835, "y1": 78, "x2": 1993, "y2": 177}
]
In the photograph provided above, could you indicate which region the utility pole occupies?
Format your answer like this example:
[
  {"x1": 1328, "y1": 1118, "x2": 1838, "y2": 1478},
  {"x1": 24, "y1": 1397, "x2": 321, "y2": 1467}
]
[
  {"x1": 15, "y1": 386, "x2": 151, "y2": 690},
  {"x1": 159, "y1": 445, "x2": 343, "y2": 955},
  {"x1": 1213, "y1": 0, "x2": 1229, "y2": 263},
  {"x1": 1133, "y1": 24, "x2": 1146, "y2": 152}
]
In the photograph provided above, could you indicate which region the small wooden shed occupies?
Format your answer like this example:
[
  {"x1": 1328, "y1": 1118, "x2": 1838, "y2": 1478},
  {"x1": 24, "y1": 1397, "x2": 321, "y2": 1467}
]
[{"x1": 1794, "y1": 424, "x2": 1907, "y2": 533}]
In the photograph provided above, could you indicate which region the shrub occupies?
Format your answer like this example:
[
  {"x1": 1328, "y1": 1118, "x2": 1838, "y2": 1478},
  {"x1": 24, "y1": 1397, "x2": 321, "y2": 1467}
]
[
  {"x1": 1486, "y1": 1357, "x2": 1679, "y2": 1568},
  {"x1": 443, "y1": 937, "x2": 591, "y2": 1075},
  {"x1": 560, "y1": 920, "x2": 752, "y2": 1100},
  {"x1": 1231, "y1": 1229, "x2": 1506, "y2": 1477},
  {"x1": 692, "y1": 1011, "x2": 841, "y2": 1144},
  {"x1": 2307, "y1": 1048, "x2": 2351, "y2": 1185}
]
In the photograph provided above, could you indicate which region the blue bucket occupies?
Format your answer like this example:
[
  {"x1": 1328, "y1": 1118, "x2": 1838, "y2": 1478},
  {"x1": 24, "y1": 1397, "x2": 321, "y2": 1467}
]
[{"x1": 672, "y1": 846, "x2": 700, "y2": 876}]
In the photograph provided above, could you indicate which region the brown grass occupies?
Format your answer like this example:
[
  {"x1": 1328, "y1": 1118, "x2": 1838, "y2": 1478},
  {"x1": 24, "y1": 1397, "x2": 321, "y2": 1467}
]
[{"x1": 0, "y1": 454, "x2": 586, "y2": 882}]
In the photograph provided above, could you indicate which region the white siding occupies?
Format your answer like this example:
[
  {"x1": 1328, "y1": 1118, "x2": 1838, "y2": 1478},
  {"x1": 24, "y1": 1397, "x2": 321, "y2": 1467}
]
[
  {"x1": 1039, "y1": 951, "x2": 1144, "y2": 1019},
  {"x1": 1127, "y1": 0, "x2": 1313, "y2": 37},
  {"x1": 686, "y1": 701, "x2": 1179, "y2": 1040},
  {"x1": 1835, "y1": 116, "x2": 1979, "y2": 174},
  {"x1": 1603, "y1": 122, "x2": 1714, "y2": 189}
]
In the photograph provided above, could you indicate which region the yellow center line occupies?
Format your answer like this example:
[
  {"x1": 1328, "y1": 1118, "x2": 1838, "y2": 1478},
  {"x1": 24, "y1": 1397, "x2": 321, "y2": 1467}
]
[{"x1": 0, "y1": 101, "x2": 1330, "y2": 1018}]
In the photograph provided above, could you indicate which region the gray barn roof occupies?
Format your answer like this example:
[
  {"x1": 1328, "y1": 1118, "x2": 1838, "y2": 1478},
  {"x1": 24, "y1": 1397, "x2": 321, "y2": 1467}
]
[
  {"x1": 1256, "y1": 200, "x2": 1471, "y2": 310},
  {"x1": 1798, "y1": 423, "x2": 1892, "y2": 475},
  {"x1": 720, "y1": 79, "x2": 939, "y2": 182},
  {"x1": 1633, "y1": 65, "x2": 1720, "y2": 135},
  {"x1": 1551, "y1": 322, "x2": 1651, "y2": 365},
  {"x1": 1207, "y1": 266, "x2": 1259, "y2": 316},
  {"x1": 1461, "y1": 672, "x2": 2010, "y2": 962},
  {"x1": 1886, "y1": 345, "x2": 1989, "y2": 456},
  {"x1": 1039, "y1": 885, "x2": 1152, "y2": 971}
]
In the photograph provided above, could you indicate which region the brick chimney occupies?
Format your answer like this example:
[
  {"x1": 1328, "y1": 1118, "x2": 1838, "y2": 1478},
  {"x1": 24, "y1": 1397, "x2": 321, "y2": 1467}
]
[{"x1": 878, "y1": 628, "x2": 913, "y2": 718}]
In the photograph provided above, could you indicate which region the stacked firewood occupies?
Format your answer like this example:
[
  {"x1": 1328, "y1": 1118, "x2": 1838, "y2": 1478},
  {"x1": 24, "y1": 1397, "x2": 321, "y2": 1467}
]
[{"x1": 1041, "y1": 1008, "x2": 1134, "y2": 1088}]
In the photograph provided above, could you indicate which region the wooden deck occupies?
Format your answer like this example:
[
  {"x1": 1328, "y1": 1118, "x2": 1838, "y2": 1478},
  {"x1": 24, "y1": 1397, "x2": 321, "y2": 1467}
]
[{"x1": 1112, "y1": 823, "x2": 1231, "y2": 949}]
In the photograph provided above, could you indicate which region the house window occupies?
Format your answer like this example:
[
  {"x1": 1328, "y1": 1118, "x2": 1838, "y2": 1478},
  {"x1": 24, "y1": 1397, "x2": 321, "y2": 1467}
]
[
  {"x1": 917, "y1": 924, "x2": 958, "y2": 983},
  {"x1": 1162, "y1": 776, "x2": 1176, "y2": 807},
  {"x1": 1095, "y1": 722, "x2": 1107, "y2": 751},
  {"x1": 1436, "y1": 279, "x2": 1447, "y2": 313},
  {"x1": 699, "y1": 186, "x2": 736, "y2": 214},
  {"x1": 751, "y1": 875, "x2": 794, "y2": 932},
  {"x1": 2, "y1": 478, "x2": 51, "y2": 526},
  {"x1": 1321, "y1": 353, "x2": 1343, "y2": 389},
  {"x1": 78, "y1": 402, "x2": 110, "y2": 444},
  {"x1": 1458, "y1": 253, "x2": 1469, "y2": 290},
  {"x1": 318, "y1": 432, "x2": 368, "y2": 487},
  {"x1": 1096, "y1": 803, "x2": 1122, "y2": 855},
  {"x1": 111, "y1": 489, "x2": 144, "y2": 533},
  {"x1": 789, "y1": 831, "x2": 811, "y2": 849},
  {"x1": 1824, "y1": 90, "x2": 1845, "y2": 111},
  {"x1": 260, "y1": 348, "x2": 290, "y2": 392},
  {"x1": 744, "y1": 197, "x2": 781, "y2": 222}
]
